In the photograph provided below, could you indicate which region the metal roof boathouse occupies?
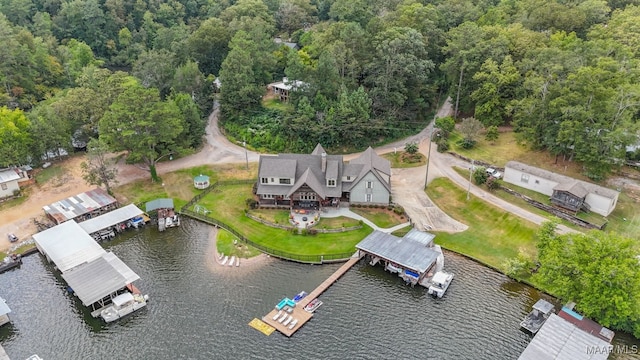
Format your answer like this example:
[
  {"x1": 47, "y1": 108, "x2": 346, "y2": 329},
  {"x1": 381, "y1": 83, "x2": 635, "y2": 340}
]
[
  {"x1": 356, "y1": 229, "x2": 442, "y2": 287},
  {"x1": 62, "y1": 252, "x2": 141, "y2": 314},
  {"x1": 519, "y1": 307, "x2": 615, "y2": 360},
  {"x1": 43, "y1": 188, "x2": 118, "y2": 224},
  {"x1": 33, "y1": 219, "x2": 147, "y2": 318},
  {"x1": 33, "y1": 221, "x2": 106, "y2": 273}
]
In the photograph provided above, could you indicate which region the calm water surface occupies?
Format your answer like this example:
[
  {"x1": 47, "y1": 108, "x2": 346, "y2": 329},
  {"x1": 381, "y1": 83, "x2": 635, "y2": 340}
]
[{"x1": 1, "y1": 219, "x2": 638, "y2": 359}]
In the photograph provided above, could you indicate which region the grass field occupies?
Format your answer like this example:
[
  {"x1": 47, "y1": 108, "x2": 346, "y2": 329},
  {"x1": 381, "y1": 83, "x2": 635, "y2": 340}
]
[
  {"x1": 194, "y1": 183, "x2": 372, "y2": 256},
  {"x1": 34, "y1": 165, "x2": 67, "y2": 185},
  {"x1": 382, "y1": 151, "x2": 426, "y2": 168},
  {"x1": 426, "y1": 177, "x2": 540, "y2": 274},
  {"x1": 453, "y1": 167, "x2": 629, "y2": 236},
  {"x1": 350, "y1": 207, "x2": 405, "y2": 228},
  {"x1": 114, "y1": 163, "x2": 257, "y2": 210},
  {"x1": 449, "y1": 130, "x2": 592, "y2": 181},
  {"x1": 216, "y1": 229, "x2": 262, "y2": 258},
  {"x1": 317, "y1": 216, "x2": 361, "y2": 229}
]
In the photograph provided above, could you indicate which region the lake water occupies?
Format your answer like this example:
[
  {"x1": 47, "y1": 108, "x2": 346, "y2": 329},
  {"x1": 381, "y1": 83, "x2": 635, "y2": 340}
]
[{"x1": 1, "y1": 219, "x2": 638, "y2": 359}]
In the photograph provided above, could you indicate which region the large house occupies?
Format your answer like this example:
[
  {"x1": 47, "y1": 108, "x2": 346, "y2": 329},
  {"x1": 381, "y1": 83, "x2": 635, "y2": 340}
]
[
  {"x1": 503, "y1": 161, "x2": 619, "y2": 216},
  {"x1": 256, "y1": 144, "x2": 391, "y2": 209}
]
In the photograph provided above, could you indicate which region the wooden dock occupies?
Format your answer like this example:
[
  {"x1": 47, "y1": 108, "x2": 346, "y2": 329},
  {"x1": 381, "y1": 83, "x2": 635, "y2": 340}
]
[{"x1": 260, "y1": 253, "x2": 362, "y2": 337}]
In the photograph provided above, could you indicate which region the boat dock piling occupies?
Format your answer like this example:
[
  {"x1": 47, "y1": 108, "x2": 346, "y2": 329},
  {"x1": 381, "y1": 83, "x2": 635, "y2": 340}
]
[{"x1": 260, "y1": 253, "x2": 363, "y2": 337}]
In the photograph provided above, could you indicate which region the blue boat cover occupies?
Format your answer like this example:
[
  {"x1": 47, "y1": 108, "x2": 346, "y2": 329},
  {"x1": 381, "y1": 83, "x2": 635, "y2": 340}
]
[{"x1": 405, "y1": 269, "x2": 419, "y2": 278}]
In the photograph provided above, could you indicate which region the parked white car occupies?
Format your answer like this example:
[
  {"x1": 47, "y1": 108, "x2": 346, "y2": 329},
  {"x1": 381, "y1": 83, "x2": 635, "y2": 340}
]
[{"x1": 486, "y1": 168, "x2": 502, "y2": 179}]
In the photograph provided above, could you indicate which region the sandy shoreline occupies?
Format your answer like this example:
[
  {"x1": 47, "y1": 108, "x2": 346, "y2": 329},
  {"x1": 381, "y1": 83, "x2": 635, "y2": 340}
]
[{"x1": 204, "y1": 227, "x2": 272, "y2": 273}]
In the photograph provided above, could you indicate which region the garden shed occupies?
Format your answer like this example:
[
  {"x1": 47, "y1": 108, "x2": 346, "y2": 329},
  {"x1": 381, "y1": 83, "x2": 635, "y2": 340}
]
[{"x1": 194, "y1": 175, "x2": 210, "y2": 189}]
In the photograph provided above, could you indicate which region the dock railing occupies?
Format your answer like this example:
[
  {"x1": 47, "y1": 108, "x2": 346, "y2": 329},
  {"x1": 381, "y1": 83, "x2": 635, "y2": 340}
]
[{"x1": 180, "y1": 180, "x2": 354, "y2": 264}]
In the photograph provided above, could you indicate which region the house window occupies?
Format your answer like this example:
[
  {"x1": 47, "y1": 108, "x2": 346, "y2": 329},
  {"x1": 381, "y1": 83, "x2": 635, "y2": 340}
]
[
  {"x1": 521, "y1": 174, "x2": 529, "y2": 183},
  {"x1": 365, "y1": 194, "x2": 372, "y2": 202},
  {"x1": 262, "y1": 194, "x2": 274, "y2": 199},
  {"x1": 327, "y1": 179, "x2": 336, "y2": 187},
  {"x1": 535, "y1": 180, "x2": 540, "y2": 184},
  {"x1": 270, "y1": 178, "x2": 274, "y2": 183},
  {"x1": 366, "y1": 181, "x2": 373, "y2": 189},
  {"x1": 346, "y1": 176, "x2": 351, "y2": 181},
  {"x1": 0, "y1": 183, "x2": 6, "y2": 190},
  {"x1": 279, "y1": 178, "x2": 291, "y2": 184},
  {"x1": 261, "y1": 177, "x2": 268, "y2": 184}
]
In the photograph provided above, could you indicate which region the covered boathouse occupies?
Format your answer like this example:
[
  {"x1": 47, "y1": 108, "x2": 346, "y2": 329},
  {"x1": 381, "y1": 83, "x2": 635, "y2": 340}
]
[
  {"x1": 78, "y1": 203, "x2": 145, "y2": 241},
  {"x1": 43, "y1": 188, "x2": 118, "y2": 225},
  {"x1": 356, "y1": 229, "x2": 442, "y2": 287},
  {"x1": 518, "y1": 307, "x2": 615, "y2": 360},
  {"x1": 33, "y1": 220, "x2": 145, "y2": 317}
]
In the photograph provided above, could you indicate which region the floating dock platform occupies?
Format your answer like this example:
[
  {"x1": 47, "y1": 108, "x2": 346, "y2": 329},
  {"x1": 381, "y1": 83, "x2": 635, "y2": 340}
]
[{"x1": 259, "y1": 254, "x2": 362, "y2": 337}]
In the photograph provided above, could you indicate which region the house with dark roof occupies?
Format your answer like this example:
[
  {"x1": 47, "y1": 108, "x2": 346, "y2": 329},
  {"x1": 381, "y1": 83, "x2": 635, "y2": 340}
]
[
  {"x1": 256, "y1": 144, "x2": 391, "y2": 209},
  {"x1": 503, "y1": 161, "x2": 619, "y2": 216}
]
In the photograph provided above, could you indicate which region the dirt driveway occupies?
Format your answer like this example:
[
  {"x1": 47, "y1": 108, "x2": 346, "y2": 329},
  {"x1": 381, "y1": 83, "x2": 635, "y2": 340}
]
[{"x1": 0, "y1": 156, "x2": 96, "y2": 252}]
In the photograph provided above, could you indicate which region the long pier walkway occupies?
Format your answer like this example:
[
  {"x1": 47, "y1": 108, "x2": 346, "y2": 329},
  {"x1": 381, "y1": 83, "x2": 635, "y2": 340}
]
[
  {"x1": 298, "y1": 254, "x2": 362, "y2": 308},
  {"x1": 260, "y1": 253, "x2": 363, "y2": 337}
]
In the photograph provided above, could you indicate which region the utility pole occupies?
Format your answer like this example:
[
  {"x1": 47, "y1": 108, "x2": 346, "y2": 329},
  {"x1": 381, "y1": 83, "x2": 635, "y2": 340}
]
[
  {"x1": 424, "y1": 130, "x2": 433, "y2": 190},
  {"x1": 243, "y1": 139, "x2": 249, "y2": 170},
  {"x1": 467, "y1": 159, "x2": 474, "y2": 201},
  {"x1": 424, "y1": 89, "x2": 443, "y2": 190}
]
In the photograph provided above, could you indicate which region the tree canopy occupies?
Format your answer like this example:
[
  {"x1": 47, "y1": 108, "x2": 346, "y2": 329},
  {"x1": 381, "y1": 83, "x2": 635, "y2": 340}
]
[
  {"x1": 536, "y1": 221, "x2": 640, "y2": 337},
  {"x1": 2, "y1": 0, "x2": 640, "y2": 177}
]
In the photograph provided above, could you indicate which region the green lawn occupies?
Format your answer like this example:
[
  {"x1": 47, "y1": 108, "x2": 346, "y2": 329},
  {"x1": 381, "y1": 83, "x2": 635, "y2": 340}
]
[
  {"x1": 350, "y1": 207, "x2": 405, "y2": 228},
  {"x1": 391, "y1": 224, "x2": 413, "y2": 237},
  {"x1": 317, "y1": 216, "x2": 361, "y2": 229},
  {"x1": 216, "y1": 229, "x2": 262, "y2": 258},
  {"x1": 0, "y1": 190, "x2": 29, "y2": 211},
  {"x1": 604, "y1": 191, "x2": 640, "y2": 241},
  {"x1": 449, "y1": 129, "x2": 594, "y2": 181},
  {"x1": 426, "y1": 177, "x2": 540, "y2": 274},
  {"x1": 249, "y1": 209, "x2": 291, "y2": 225},
  {"x1": 382, "y1": 151, "x2": 426, "y2": 168},
  {"x1": 449, "y1": 131, "x2": 530, "y2": 167},
  {"x1": 195, "y1": 184, "x2": 372, "y2": 256},
  {"x1": 35, "y1": 165, "x2": 66, "y2": 185},
  {"x1": 262, "y1": 97, "x2": 293, "y2": 112}
]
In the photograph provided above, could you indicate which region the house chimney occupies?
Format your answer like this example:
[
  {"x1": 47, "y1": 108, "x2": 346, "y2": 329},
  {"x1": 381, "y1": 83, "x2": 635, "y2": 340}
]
[{"x1": 321, "y1": 152, "x2": 327, "y2": 173}]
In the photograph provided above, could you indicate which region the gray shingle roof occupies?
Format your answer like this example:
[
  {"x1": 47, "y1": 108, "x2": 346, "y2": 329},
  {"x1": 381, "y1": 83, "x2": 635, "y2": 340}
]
[
  {"x1": 345, "y1": 147, "x2": 391, "y2": 192},
  {"x1": 506, "y1": 161, "x2": 618, "y2": 199},
  {"x1": 327, "y1": 160, "x2": 339, "y2": 179},
  {"x1": 260, "y1": 157, "x2": 297, "y2": 178},
  {"x1": 311, "y1": 143, "x2": 326, "y2": 155},
  {"x1": 256, "y1": 151, "x2": 343, "y2": 198},
  {"x1": 350, "y1": 147, "x2": 391, "y2": 176},
  {"x1": 287, "y1": 167, "x2": 327, "y2": 198},
  {"x1": 518, "y1": 313, "x2": 612, "y2": 360},
  {"x1": 553, "y1": 181, "x2": 588, "y2": 198},
  {"x1": 356, "y1": 230, "x2": 439, "y2": 273},
  {"x1": 256, "y1": 145, "x2": 391, "y2": 199}
]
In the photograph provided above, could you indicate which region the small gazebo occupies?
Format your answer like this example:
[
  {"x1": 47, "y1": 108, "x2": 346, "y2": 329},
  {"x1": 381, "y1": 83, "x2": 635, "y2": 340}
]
[{"x1": 194, "y1": 174, "x2": 210, "y2": 189}]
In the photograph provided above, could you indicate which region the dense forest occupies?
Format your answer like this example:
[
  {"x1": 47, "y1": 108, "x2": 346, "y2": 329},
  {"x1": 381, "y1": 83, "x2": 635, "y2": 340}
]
[{"x1": 1, "y1": 0, "x2": 640, "y2": 180}]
